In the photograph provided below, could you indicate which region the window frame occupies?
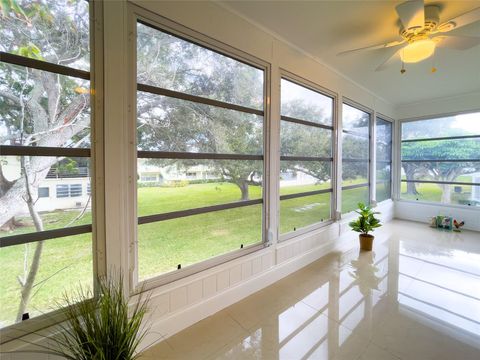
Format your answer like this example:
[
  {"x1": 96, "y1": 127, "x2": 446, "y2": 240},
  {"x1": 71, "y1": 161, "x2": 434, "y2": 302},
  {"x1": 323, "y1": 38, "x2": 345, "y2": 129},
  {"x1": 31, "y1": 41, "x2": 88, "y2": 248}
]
[
  {"x1": 278, "y1": 70, "x2": 338, "y2": 242},
  {"x1": 375, "y1": 114, "x2": 394, "y2": 203},
  {"x1": 341, "y1": 98, "x2": 373, "y2": 214},
  {"x1": 397, "y1": 110, "x2": 480, "y2": 209},
  {"x1": 0, "y1": 0, "x2": 104, "y2": 341},
  {"x1": 128, "y1": 5, "x2": 272, "y2": 292}
]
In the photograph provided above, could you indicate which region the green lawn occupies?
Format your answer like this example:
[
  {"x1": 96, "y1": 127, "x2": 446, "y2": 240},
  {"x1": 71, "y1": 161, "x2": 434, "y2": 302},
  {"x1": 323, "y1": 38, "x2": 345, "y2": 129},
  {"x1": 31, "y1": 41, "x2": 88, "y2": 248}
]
[{"x1": 0, "y1": 180, "x2": 387, "y2": 327}]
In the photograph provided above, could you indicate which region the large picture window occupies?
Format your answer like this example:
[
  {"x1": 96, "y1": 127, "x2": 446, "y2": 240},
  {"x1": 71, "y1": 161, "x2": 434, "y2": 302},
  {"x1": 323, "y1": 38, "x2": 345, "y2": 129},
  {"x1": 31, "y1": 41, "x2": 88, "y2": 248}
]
[
  {"x1": 341, "y1": 103, "x2": 370, "y2": 213},
  {"x1": 376, "y1": 117, "x2": 392, "y2": 202},
  {"x1": 135, "y1": 21, "x2": 265, "y2": 282},
  {"x1": 0, "y1": 0, "x2": 93, "y2": 329},
  {"x1": 279, "y1": 78, "x2": 334, "y2": 235},
  {"x1": 400, "y1": 113, "x2": 480, "y2": 207}
]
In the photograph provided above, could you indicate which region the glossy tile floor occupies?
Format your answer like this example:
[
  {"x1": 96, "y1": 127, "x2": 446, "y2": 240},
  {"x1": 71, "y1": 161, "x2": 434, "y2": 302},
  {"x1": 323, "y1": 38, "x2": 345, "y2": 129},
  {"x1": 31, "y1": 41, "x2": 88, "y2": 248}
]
[{"x1": 141, "y1": 220, "x2": 480, "y2": 359}]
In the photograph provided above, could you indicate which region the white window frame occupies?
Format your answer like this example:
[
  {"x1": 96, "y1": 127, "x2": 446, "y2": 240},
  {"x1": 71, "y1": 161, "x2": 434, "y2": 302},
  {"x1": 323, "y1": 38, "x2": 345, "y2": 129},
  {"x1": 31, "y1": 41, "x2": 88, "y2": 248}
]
[
  {"x1": 278, "y1": 70, "x2": 338, "y2": 242},
  {"x1": 127, "y1": 4, "x2": 271, "y2": 292}
]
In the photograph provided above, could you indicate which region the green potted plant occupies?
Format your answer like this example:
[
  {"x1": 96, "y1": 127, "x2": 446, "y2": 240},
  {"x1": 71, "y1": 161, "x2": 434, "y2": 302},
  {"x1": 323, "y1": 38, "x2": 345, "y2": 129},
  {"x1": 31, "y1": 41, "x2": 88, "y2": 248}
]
[
  {"x1": 7, "y1": 274, "x2": 150, "y2": 360},
  {"x1": 348, "y1": 202, "x2": 382, "y2": 251}
]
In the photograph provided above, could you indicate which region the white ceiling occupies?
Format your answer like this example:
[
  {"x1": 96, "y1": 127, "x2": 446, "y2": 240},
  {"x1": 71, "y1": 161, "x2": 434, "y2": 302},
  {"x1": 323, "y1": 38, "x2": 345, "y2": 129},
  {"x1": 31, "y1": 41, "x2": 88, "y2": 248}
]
[{"x1": 219, "y1": 0, "x2": 480, "y2": 106}]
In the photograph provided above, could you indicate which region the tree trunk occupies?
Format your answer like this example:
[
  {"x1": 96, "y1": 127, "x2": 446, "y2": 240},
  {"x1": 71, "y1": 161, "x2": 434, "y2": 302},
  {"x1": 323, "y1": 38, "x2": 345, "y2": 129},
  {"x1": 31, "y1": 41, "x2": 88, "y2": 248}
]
[
  {"x1": 16, "y1": 159, "x2": 46, "y2": 322},
  {"x1": 238, "y1": 181, "x2": 249, "y2": 201},
  {"x1": 403, "y1": 164, "x2": 419, "y2": 195},
  {"x1": 440, "y1": 183, "x2": 451, "y2": 204}
]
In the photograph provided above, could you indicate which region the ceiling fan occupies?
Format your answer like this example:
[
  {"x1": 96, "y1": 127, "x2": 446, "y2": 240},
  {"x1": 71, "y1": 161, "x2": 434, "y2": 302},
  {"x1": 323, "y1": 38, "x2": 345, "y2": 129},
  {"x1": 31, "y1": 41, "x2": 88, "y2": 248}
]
[{"x1": 337, "y1": 0, "x2": 480, "y2": 72}]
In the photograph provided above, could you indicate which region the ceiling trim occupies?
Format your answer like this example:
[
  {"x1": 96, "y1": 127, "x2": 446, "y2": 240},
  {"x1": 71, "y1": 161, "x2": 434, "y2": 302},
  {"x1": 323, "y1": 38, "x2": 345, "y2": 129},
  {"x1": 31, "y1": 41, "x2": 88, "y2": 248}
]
[
  {"x1": 215, "y1": 1, "x2": 394, "y2": 107},
  {"x1": 396, "y1": 90, "x2": 480, "y2": 108}
]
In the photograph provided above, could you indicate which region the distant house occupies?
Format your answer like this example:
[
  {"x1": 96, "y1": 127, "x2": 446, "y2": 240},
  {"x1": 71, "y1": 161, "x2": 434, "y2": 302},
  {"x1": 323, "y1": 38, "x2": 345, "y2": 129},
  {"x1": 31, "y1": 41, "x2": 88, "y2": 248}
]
[
  {"x1": 1, "y1": 156, "x2": 91, "y2": 214},
  {"x1": 137, "y1": 159, "x2": 220, "y2": 185}
]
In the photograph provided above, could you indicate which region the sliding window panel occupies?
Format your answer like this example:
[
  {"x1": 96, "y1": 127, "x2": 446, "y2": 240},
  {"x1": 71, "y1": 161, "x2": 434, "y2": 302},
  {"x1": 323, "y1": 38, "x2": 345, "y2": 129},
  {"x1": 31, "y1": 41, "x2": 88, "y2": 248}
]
[
  {"x1": 342, "y1": 132, "x2": 369, "y2": 160},
  {"x1": 137, "y1": 91, "x2": 263, "y2": 154},
  {"x1": 279, "y1": 161, "x2": 331, "y2": 195},
  {"x1": 0, "y1": 0, "x2": 90, "y2": 71},
  {"x1": 402, "y1": 138, "x2": 480, "y2": 161},
  {"x1": 0, "y1": 63, "x2": 91, "y2": 149},
  {"x1": 0, "y1": 156, "x2": 92, "y2": 237},
  {"x1": 342, "y1": 186, "x2": 370, "y2": 213},
  {"x1": 0, "y1": 233, "x2": 93, "y2": 327},
  {"x1": 376, "y1": 162, "x2": 392, "y2": 202},
  {"x1": 402, "y1": 114, "x2": 480, "y2": 140},
  {"x1": 137, "y1": 22, "x2": 264, "y2": 111},
  {"x1": 137, "y1": 159, "x2": 263, "y2": 217},
  {"x1": 280, "y1": 193, "x2": 331, "y2": 234},
  {"x1": 342, "y1": 104, "x2": 370, "y2": 135},
  {"x1": 342, "y1": 160, "x2": 369, "y2": 185},
  {"x1": 280, "y1": 122, "x2": 332, "y2": 158},
  {"x1": 376, "y1": 118, "x2": 392, "y2": 162},
  {"x1": 138, "y1": 204, "x2": 262, "y2": 280},
  {"x1": 280, "y1": 79, "x2": 333, "y2": 126},
  {"x1": 400, "y1": 161, "x2": 480, "y2": 183},
  {"x1": 400, "y1": 182, "x2": 480, "y2": 207}
]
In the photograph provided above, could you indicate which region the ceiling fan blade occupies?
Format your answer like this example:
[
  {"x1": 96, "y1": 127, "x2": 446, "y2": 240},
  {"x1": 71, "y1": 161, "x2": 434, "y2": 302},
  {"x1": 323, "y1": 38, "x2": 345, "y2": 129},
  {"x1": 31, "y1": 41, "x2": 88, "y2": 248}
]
[
  {"x1": 434, "y1": 35, "x2": 480, "y2": 50},
  {"x1": 437, "y1": 7, "x2": 480, "y2": 33},
  {"x1": 375, "y1": 48, "x2": 402, "y2": 71},
  {"x1": 396, "y1": 0, "x2": 425, "y2": 30},
  {"x1": 337, "y1": 40, "x2": 405, "y2": 56}
]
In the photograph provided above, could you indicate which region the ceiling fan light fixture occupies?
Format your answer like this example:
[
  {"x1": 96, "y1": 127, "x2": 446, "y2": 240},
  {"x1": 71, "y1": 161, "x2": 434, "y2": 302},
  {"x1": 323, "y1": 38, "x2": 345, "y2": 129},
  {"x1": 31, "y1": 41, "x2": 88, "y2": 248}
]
[{"x1": 400, "y1": 39, "x2": 436, "y2": 63}]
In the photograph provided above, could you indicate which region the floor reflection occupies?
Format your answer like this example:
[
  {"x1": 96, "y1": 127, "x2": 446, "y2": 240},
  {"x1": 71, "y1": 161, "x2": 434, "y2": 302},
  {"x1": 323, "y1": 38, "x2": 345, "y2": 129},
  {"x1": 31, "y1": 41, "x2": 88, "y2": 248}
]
[{"x1": 141, "y1": 220, "x2": 480, "y2": 359}]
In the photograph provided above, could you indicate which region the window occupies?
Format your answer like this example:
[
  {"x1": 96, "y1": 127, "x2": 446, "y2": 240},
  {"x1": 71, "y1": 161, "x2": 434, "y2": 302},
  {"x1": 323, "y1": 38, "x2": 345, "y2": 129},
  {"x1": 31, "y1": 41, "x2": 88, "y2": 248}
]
[
  {"x1": 279, "y1": 78, "x2": 334, "y2": 235},
  {"x1": 0, "y1": 0, "x2": 93, "y2": 329},
  {"x1": 376, "y1": 117, "x2": 392, "y2": 202},
  {"x1": 342, "y1": 103, "x2": 370, "y2": 213},
  {"x1": 400, "y1": 113, "x2": 480, "y2": 206},
  {"x1": 56, "y1": 185, "x2": 70, "y2": 198},
  {"x1": 38, "y1": 187, "x2": 50, "y2": 198},
  {"x1": 135, "y1": 21, "x2": 265, "y2": 282}
]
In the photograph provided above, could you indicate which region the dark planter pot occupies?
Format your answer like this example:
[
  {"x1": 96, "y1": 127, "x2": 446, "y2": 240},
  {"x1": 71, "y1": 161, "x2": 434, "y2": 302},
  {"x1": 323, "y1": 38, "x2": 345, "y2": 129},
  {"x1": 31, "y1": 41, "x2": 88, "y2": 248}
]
[{"x1": 359, "y1": 234, "x2": 374, "y2": 251}]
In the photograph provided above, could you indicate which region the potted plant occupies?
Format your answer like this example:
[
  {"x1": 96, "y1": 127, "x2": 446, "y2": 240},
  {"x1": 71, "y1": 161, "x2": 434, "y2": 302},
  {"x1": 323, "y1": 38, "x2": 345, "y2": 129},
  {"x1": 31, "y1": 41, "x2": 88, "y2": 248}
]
[
  {"x1": 7, "y1": 274, "x2": 150, "y2": 360},
  {"x1": 348, "y1": 202, "x2": 382, "y2": 251}
]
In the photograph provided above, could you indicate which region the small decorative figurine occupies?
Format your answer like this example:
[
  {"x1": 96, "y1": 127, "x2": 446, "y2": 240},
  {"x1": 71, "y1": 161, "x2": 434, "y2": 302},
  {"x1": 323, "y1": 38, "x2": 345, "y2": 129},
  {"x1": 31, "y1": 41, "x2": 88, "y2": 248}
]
[
  {"x1": 442, "y1": 217, "x2": 452, "y2": 230},
  {"x1": 429, "y1": 217, "x2": 437, "y2": 228},
  {"x1": 453, "y1": 220, "x2": 465, "y2": 232}
]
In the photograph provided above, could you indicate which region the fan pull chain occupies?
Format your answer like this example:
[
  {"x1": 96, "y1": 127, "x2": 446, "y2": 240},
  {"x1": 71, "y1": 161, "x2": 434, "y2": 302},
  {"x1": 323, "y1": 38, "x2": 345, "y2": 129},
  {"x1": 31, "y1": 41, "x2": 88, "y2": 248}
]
[{"x1": 400, "y1": 60, "x2": 406, "y2": 74}]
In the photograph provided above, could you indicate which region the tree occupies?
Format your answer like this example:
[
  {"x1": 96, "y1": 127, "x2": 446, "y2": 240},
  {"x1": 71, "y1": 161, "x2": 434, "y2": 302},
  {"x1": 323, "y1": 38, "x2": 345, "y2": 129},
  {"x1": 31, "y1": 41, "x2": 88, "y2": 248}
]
[{"x1": 402, "y1": 139, "x2": 480, "y2": 203}]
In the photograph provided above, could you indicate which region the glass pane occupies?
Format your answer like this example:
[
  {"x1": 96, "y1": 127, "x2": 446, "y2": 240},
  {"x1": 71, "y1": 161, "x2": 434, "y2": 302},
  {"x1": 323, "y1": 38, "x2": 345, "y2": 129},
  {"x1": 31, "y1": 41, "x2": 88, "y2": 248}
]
[
  {"x1": 0, "y1": 63, "x2": 91, "y2": 148},
  {"x1": 280, "y1": 193, "x2": 331, "y2": 234},
  {"x1": 376, "y1": 162, "x2": 391, "y2": 182},
  {"x1": 402, "y1": 112, "x2": 480, "y2": 140},
  {"x1": 342, "y1": 104, "x2": 370, "y2": 134},
  {"x1": 0, "y1": 0, "x2": 90, "y2": 71},
  {"x1": 137, "y1": 22, "x2": 263, "y2": 110},
  {"x1": 342, "y1": 161, "x2": 369, "y2": 184},
  {"x1": 342, "y1": 132, "x2": 369, "y2": 159},
  {"x1": 400, "y1": 182, "x2": 480, "y2": 207},
  {"x1": 376, "y1": 118, "x2": 392, "y2": 161},
  {"x1": 280, "y1": 79, "x2": 333, "y2": 126},
  {"x1": 137, "y1": 159, "x2": 263, "y2": 217},
  {"x1": 137, "y1": 91, "x2": 263, "y2": 154},
  {"x1": 376, "y1": 181, "x2": 391, "y2": 203},
  {"x1": 0, "y1": 156, "x2": 92, "y2": 238},
  {"x1": 402, "y1": 138, "x2": 480, "y2": 161},
  {"x1": 279, "y1": 161, "x2": 331, "y2": 195},
  {"x1": 342, "y1": 186, "x2": 369, "y2": 213},
  {"x1": 400, "y1": 162, "x2": 480, "y2": 183},
  {"x1": 280, "y1": 122, "x2": 332, "y2": 157},
  {"x1": 0, "y1": 233, "x2": 93, "y2": 327},
  {"x1": 138, "y1": 205, "x2": 262, "y2": 280}
]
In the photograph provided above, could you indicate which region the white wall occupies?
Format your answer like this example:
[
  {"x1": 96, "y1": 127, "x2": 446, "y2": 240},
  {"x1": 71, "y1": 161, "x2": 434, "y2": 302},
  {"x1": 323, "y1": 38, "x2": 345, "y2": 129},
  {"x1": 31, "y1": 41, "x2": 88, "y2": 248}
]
[{"x1": 396, "y1": 91, "x2": 480, "y2": 120}]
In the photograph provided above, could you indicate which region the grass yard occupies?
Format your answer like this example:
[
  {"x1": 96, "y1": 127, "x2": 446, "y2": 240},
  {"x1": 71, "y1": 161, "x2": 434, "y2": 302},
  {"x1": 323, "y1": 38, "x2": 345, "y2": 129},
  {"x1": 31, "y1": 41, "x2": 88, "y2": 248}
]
[{"x1": 0, "y1": 180, "x2": 387, "y2": 327}]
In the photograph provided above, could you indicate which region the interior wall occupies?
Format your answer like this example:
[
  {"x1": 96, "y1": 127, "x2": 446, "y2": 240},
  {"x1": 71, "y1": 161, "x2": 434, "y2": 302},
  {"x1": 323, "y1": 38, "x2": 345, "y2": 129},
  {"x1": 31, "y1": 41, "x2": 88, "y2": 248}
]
[{"x1": 396, "y1": 91, "x2": 480, "y2": 120}]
